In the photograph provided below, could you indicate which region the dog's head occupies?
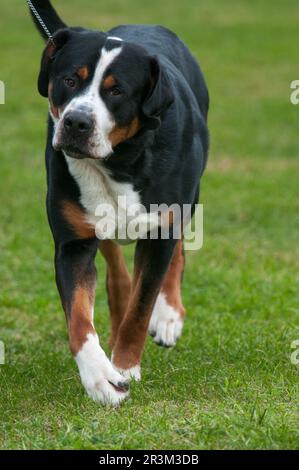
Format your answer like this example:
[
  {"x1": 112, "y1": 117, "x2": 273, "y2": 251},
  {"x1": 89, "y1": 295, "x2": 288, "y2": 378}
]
[{"x1": 38, "y1": 29, "x2": 174, "y2": 160}]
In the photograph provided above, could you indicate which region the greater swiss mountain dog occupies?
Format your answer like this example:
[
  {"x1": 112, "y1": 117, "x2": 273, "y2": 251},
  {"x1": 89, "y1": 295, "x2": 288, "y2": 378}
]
[{"x1": 28, "y1": 0, "x2": 209, "y2": 405}]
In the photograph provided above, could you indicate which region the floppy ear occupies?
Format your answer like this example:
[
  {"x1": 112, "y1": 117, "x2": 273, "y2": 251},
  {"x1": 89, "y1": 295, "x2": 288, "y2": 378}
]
[
  {"x1": 142, "y1": 57, "x2": 175, "y2": 130},
  {"x1": 38, "y1": 29, "x2": 71, "y2": 97}
]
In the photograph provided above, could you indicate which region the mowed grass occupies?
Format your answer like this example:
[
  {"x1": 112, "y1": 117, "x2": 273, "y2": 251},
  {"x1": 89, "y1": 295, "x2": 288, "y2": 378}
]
[{"x1": 0, "y1": 0, "x2": 299, "y2": 450}]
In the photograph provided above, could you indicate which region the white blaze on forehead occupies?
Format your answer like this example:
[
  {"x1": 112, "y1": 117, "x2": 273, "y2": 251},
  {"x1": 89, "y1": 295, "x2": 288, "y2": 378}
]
[
  {"x1": 107, "y1": 36, "x2": 123, "y2": 42},
  {"x1": 93, "y1": 45, "x2": 122, "y2": 86},
  {"x1": 53, "y1": 44, "x2": 123, "y2": 158}
]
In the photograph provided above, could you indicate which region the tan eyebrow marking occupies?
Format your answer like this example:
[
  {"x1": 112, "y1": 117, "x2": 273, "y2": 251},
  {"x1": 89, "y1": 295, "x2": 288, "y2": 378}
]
[
  {"x1": 77, "y1": 67, "x2": 89, "y2": 80},
  {"x1": 103, "y1": 74, "x2": 117, "y2": 89}
]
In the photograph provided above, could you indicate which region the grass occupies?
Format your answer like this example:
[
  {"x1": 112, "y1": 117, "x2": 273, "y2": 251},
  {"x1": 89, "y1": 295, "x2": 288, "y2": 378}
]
[{"x1": 0, "y1": 0, "x2": 299, "y2": 450}]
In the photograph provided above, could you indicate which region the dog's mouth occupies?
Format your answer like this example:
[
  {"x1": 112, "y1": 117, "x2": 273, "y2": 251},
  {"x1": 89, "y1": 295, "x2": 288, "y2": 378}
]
[
  {"x1": 53, "y1": 121, "x2": 114, "y2": 160},
  {"x1": 61, "y1": 145, "x2": 91, "y2": 160},
  {"x1": 53, "y1": 132, "x2": 114, "y2": 161},
  {"x1": 54, "y1": 143, "x2": 110, "y2": 160}
]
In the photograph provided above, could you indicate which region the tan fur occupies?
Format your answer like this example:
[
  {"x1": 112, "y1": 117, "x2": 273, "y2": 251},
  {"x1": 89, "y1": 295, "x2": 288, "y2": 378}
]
[
  {"x1": 68, "y1": 286, "x2": 95, "y2": 355},
  {"x1": 161, "y1": 239, "x2": 185, "y2": 317},
  {"x1": 46, "y1": 42, "x2": 56, "y2": 59},
  {"x1": 113, "y1": 240, "x2": 185, "y2": 369},
  {"x1": 160, "y1": 208, "x2": 175, "y2": 228},
  {"x1": 77, "y1": 67, "x2": 89, "y2": 80},
  {"x1": 109, "y1": 117, "x2": 141, "y2": 148},
  {"x1": 62, "y1": 201, "x2": 95, "y2": 239},
  {"x1": 48, "y1": 82, "x2": 59, "y2": 119},
  {"x1": 103, "y1": 74, "x2": 116, "y2": 89},
  {"x1": 112, "y1": 265, "x2": 159, "y2": 369},
  {"x1": 99, "y1": 240, "x2": 132, "y2": 349}
]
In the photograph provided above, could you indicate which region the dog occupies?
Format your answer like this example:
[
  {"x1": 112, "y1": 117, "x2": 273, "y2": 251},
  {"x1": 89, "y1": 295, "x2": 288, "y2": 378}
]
[{"x1": 29, "y1": 0, "x2": 209, "y2": 405}]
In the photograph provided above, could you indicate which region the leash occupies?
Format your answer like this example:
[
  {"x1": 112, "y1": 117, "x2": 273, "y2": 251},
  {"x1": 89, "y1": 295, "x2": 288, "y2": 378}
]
[{"x1": 27, "y1": 0, "x2": 55, "y2": 44}]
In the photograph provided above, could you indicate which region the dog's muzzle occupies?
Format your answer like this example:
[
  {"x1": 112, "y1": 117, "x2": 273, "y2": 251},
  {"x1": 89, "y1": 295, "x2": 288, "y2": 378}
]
[
  {"x1": 54, "y1": 110, "x2": 98, "y2": 159},
  {"x1": 64, "y1": 111, "x2": 94, "y2": 138}
]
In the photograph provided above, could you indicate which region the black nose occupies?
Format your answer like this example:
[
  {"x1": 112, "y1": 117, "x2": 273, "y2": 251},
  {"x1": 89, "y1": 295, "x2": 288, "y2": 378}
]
[{"x1": 64, "y1": 111, "x2": 93, "y2": 135}]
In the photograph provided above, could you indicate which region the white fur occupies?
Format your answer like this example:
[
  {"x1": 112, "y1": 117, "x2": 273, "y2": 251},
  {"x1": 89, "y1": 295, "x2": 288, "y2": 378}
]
[
  {"x1": 65, "y1": 156, "x2": 144, "y2": 242},
  {"x1": 53, "y1": 46, "x2": 123, "y2": 158},
  {"x1": 65, "y1": 157, "x2": 163, "y2": 243},
  {"x1": 75, "y1": 332, "x2": 129, "y2": 406},
  {"x1": 113, "y1": 363, "x2": 141, "y2": 382},
  {"x1": 149, "y1": 293, "x2": 183, "y2": 346},
  {"x1": 107, "y1": 36, "x2": 123, "y2": 42}
]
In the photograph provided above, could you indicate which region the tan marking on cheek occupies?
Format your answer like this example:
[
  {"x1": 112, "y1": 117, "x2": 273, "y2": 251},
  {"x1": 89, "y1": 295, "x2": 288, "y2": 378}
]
[
  {"x1": 62, "y1": 201, "x2": 95, "y2": 239},
  {"x1": 103, "y1": 74, "x2": 116, "y2": 89},
  {"x1": 48, "y1": 82, "x2": 59, "y2": 119},
  {"x1": 69, "y1": 286, "x2": 95, "y2": 355},
  {"x1": 109, "y1": 116, "x2": 141, "y2": 148},
  {"x1": 77, "y1": 67, "x2": 89, "y2": 80}
]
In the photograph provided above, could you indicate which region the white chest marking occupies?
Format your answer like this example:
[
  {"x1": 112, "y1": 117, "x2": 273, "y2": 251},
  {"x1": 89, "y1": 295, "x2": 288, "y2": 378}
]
[{"x1": 66, "y1": 156, "x2": 143, "y2": 242}]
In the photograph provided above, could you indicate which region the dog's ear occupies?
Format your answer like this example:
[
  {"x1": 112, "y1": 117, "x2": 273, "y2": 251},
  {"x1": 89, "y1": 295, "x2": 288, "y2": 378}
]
[
  {"x1": 38, "y1": 29, "x2": 71, "y2": 97},
  {"x1": 142, "y1": 57, "x2": 174, "y2": 130}
]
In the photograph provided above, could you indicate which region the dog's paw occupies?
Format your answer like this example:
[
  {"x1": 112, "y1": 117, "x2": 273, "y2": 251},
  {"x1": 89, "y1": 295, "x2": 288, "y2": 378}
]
[
  {"x1": 75, "y1": 333, "x2": 129, "y2": 406},
  {"x1": 149, "y1": 293, "x2": 184, "y2": 347},
  {"x1": 113, "y1": 364, "x2": 141, "y2": 382}
]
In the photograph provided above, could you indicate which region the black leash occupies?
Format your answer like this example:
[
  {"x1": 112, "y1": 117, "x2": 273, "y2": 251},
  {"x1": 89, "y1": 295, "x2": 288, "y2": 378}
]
[{"x1": 27, "y1": 0, "x2": 55, "y2": 44}]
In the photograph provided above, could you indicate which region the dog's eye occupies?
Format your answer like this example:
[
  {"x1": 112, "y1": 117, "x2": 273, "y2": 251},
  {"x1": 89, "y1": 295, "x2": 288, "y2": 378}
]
[
  {"x1": 110, "y1": 87, "x2": 122, "y2": 97},
  {"x1": 64, "y1": 77, "x2": 76, "y2": 88}
]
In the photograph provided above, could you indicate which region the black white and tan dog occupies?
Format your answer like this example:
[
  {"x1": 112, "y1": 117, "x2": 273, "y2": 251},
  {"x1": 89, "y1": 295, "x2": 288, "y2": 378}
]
[{"x1": 28, "y1": 0, "x2": 209, "y2": 405}]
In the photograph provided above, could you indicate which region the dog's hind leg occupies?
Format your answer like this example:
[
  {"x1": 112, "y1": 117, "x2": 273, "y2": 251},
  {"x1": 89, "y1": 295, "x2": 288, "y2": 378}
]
[
  {"x1": 99, "y1": 240, "x2": 131, "y2": 350},
  {"x1": 149, "y1": 239, "x2": 186, "y2": 347}
]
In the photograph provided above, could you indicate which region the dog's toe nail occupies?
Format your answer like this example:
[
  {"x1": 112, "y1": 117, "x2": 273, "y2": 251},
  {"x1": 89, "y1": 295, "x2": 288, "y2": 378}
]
[
  {"x1": 109, "y1": 380, "x2": 130, "y2": 393},
  {"x1": 118, "y1": 380, "x2": 130, "y2": 392},
  {"x1": 156, "y1": 340, "x2": 172, "y2": 348}
]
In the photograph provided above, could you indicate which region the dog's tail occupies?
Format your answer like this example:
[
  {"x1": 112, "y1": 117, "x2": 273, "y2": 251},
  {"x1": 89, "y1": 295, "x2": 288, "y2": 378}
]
[{"x1": 27, "y1": 0, "x2": 67, "y2": 41}]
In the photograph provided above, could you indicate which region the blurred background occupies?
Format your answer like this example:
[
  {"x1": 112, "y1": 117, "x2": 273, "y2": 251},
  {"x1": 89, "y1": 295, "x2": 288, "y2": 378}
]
[{"x1": 0, "y1": 0, "x2": 298, "y2": 450}]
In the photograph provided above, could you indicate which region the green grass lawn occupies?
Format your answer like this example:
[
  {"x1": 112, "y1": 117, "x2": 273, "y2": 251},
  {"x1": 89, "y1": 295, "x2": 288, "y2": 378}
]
[{"x1": 0, "y1": 0, "x2": 299, "y2": 450}]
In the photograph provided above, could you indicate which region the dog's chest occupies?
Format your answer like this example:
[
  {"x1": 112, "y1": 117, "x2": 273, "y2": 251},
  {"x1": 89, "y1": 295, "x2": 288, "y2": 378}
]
[{"x1": 65, "y1": 156, "x2": 141, "y2": 240}]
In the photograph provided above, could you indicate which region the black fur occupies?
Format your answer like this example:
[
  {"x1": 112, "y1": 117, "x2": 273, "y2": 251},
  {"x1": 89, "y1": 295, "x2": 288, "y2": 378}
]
[
  {"x1": 28, "y1": 0, "x2": 66, "y2": 41},
  {"x1": 28, "y1": 1, "x2": 210, "y2": 386}
]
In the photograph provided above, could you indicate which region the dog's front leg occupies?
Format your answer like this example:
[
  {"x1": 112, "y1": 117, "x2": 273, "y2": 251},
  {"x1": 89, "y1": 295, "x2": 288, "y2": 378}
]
[
  {"x1": 99, "y1": 240, "x2": 131, "y2": 351},
  {"x1": 55, "y1": 238, "x2": 129, "y2": 405},
  {"x1": 112, "y1": 238, "x2": 178, "y2": 380}
]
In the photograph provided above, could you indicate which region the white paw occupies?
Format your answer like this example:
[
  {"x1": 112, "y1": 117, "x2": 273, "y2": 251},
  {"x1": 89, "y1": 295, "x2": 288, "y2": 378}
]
[
  {"x1": 113, "y1": 364, "x2": 141, "y2": 382},
  {"x1": 75, "y1": 333, "x2": 129, "y2": 406},
  {"x1": 149, "y1": 293, "x2": 183, "y2": 347}
]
